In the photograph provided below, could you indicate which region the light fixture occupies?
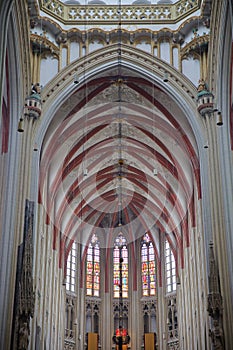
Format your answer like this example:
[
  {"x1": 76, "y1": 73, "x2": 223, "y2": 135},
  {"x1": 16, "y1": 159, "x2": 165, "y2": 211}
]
[
  {"x1": 163, "y1": 72, "x2": 169, "y2": 82},
  {"x1": 17, "y1": 118, "x2": 24, "y2": 132},
  {"x1": 216, "y1": 111, "x2": 223, "y2": 126},
  {"x1": 153, "y1": 168, "x2": 158, "y2": 176},
  {"x1": 74, "y1": 73, "x2": 79, "y2": 84},
  {"x1": 213, "y1": 103, "x2": 218, "y2": 112},
  {"x1": 83, "y1": 168, "x2": 88, "y2": 176},
  {"x1": 33, "y1": 143, "x2": 38, "y2": 151}
]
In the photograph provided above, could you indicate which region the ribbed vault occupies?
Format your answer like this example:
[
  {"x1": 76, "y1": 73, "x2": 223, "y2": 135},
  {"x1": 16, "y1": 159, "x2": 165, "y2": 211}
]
[{"x1": 39, "y1": 64, "x2": 200, "y2": 277}]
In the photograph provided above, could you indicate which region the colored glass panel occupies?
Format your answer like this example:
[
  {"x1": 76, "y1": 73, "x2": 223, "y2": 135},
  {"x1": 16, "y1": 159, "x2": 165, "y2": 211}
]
[
  {"x1": 113, "y1": 234, "x2": 128, "y2": 298},
  {"x1": 141, "y1": 234, "x2": 156, "y2": 296},
  {"x1": 86, "y1": 234, "x2": 100, "y2": 297}
]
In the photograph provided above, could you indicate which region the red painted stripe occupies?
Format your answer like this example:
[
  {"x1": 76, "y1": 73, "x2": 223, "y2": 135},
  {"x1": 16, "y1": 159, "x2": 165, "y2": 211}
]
[
  {"x1": 230, "y1": 42, "x2": 233, "y2": 150},
  {"x1": 1, "y1": 52, "x2": 10, "y2": 154}
]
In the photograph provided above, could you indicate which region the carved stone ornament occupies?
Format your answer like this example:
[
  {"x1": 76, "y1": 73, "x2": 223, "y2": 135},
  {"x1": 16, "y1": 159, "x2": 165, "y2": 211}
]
[
  {"x1": 17, "y1": 200, "x2": 35, "y2": 349},
  {"x1": 209, "y1": 319, "x2": 224, "y2": 350},
  {"x1": 56, "y1": 32, "x2": 68, "y2": 44},
  {"x1": 19, "y1": 202, "x2": 35, "y2": 315},
  {"x1": 18, "y1": 322, "x2": 30, "y2": 350},
  {"x1": 207, "y1": 242, "x2": 224, "y2": 350},
  {"x1": 40, "y1": 0, "x2": 200, "y2": 25}
]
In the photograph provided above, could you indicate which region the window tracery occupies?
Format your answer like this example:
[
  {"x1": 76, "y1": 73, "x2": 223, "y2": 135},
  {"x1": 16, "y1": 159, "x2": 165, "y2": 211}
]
[
  {"x1": 85, "y1": 301, "x2": 100, "y2": 335},
  {"x1": 141, "y1": 301, "x2": 157, "y2": 335}
]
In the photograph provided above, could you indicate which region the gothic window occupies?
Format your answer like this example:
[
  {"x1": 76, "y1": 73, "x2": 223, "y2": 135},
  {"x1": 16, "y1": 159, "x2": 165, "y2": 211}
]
[
  {"x1": 66, "y1": 241, "x2": 77, "y2": 293},
  {"x1": 141, "y1": 233, "x2": 156, "y2": 296},
  {"x1": 86, "y1": 234, "x2": 100, "y2": 297},
  {"x1": 165, "y1": 240, "x2": 176, "y2": 293},
  {"x1": 113, "y1": 234, "x2": 128, "y2": 298}
]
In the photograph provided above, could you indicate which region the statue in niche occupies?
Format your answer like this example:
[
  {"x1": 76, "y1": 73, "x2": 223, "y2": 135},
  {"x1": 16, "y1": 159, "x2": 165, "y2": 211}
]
[
  {"x1": 18, "y1": 322, "x2": 29, "y2": 350},
  {"x1": 197, "y1": 79, "x2": 209, "y2": 93},
  {"x1": 31, "y1": 83, "x2": 41, "y2": 95},
  {"x1": 209, "y1": 319, "x2": 224, "y2": 350}
]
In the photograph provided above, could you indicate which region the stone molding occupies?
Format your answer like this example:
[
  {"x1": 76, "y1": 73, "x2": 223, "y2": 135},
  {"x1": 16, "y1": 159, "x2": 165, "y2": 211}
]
[{"x1": 181, "y1": 34, "x2": 209, "y2": 59}]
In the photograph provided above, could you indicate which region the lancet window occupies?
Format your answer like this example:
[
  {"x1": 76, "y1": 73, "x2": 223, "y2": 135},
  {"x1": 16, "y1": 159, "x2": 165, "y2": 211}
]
[
  {"x1": 66, "y1": 241, "x2": 77, "y2": 293},
  {"x1": 141, "y1": 233, "x2": 156, "y2": 297},
  {"x1": 86, "y1": 234, "x2": 100, "y2": 297},
  {"x1": 113, "y1": 234, "x2": 128, "y2": 298},
  {"x1": 165, "y1": 240, "x2": 176, "y2": 293}
]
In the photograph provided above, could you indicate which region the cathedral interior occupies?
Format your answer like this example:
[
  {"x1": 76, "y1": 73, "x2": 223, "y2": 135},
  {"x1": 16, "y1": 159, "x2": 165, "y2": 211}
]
[{"x1": 0, "y1": 0, "x2": 232, "y2": 349}]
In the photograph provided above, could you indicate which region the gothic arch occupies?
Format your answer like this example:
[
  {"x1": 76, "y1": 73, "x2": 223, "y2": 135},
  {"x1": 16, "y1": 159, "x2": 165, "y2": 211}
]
[{"x1": 31, "y1": 45, "x2": 208, "y2": 283}]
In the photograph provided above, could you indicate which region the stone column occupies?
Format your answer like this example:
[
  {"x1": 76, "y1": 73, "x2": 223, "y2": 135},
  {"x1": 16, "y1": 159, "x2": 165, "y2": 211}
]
[{"x1": 197, "y1": 79, "x2": 231, "y2": 347}]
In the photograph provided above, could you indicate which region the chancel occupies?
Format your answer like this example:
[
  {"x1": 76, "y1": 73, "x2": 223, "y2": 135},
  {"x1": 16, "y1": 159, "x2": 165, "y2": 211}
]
[{"x1": 0, "y1": 0, "x2": 233, "y2": 350}]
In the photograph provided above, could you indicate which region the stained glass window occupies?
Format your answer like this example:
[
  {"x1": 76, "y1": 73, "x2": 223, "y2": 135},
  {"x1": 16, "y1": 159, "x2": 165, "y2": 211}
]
[
  {"x1": 86, "y1": 234, "x2": 100, "y2": 297},
  {"x1": 113, "y1": 234, "x2": 128, "y2": 298},
  {"x1": 165, "y1": 240, "x2": 176, "y2": 293},
  {"x1": 141, "y1": 233, "x2": 156, "y2": 296},
  {"x1": 66, "y1": 241, "x2": 77, "y2": 293}
]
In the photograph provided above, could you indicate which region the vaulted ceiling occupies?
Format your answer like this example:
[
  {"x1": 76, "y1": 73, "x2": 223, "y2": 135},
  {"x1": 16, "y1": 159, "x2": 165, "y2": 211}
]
[{"x1": 39, "y1": 66, "x2": 200, "y2": 269}]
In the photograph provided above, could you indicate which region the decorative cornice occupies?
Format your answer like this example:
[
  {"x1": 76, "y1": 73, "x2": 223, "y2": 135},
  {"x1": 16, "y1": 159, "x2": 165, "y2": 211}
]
[
  {"x1": 31, "y1": 33, "x2": 60, "y2": 55},
  {"x1": 38, "y1": 0, "x2": 200, "y2": 25},
  {"x1": 181, "y1": 34, "x2": 209, "y2": 58}
]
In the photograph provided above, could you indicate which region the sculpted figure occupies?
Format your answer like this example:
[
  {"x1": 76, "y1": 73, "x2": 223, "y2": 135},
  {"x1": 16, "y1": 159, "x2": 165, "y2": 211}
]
[
  {"x1": 19, "y1": 322, "x2": 29, "y2": 350},
  {"x1": 209, "y1": 320, "x2": 224, "y2": 350},
  {"x1": 31, "y1": 83, "x2": 41, "y2": 95},
  {"x1": 197, "y1": 79, "x2": 208, "y2": 92}
]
